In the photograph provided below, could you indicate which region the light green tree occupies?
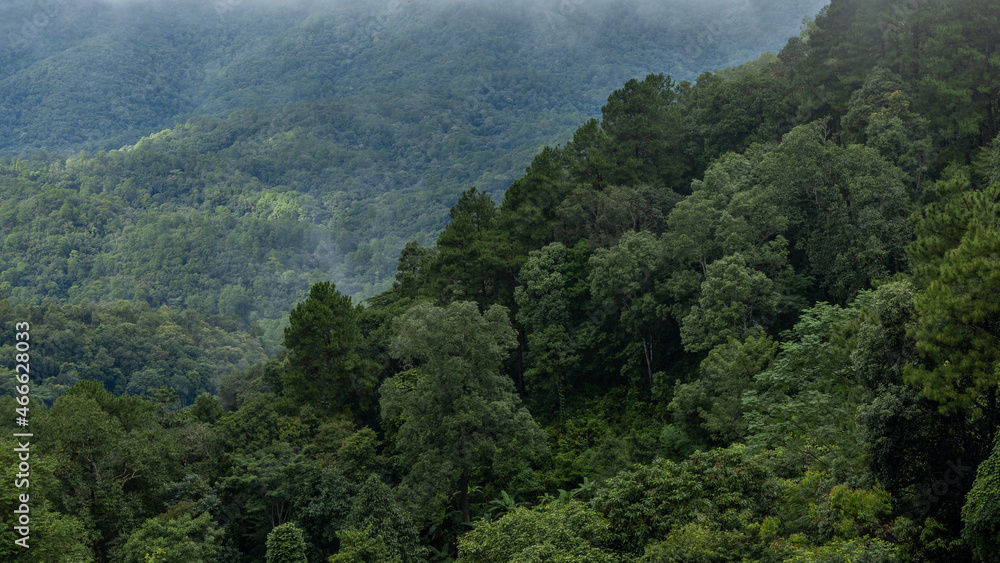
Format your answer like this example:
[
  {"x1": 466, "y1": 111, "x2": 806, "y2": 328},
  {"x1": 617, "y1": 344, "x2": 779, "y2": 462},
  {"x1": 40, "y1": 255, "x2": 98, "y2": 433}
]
[
  {"x1": 0, "y1": 433, "x2": 94, "y2": 562},
  {"x1": 457, "y1": 502, "x2": 617, "y2": 563},
  {"x1": 266, "y1": 522, "x2": 308, "y2": 563},
  {"x1": 680, "y1": 253, "x2": 780, "y2": 353},
  {"x1": 121, "y1": 509, "x2": 222, "y2": 563},
  {"x1": 963, "y1": 431, "x2": 1000, "y2": 562},
  {"x1": 669, "y1": 334, "x2": 778, "y2": 446},
  {"x1": 329, "y1": 526, "x2": 401, "y2": 563},
  {"x1": 742, "y1": 300, "x2": 867, "y2": 475}
]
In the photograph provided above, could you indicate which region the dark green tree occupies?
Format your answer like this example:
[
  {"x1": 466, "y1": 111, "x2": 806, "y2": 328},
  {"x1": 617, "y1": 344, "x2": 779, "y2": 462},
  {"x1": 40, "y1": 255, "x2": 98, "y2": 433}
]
[
  {"x1": 283, "y1": 282, "x2": 373, "y2": 418},
  {"x1": 599, "y1": 73, "x2": 686, "y2": 189},
  {"x1": 589, "y1": 230, "x2": 672, "y2": 389},
  {"x1": 515, "y1": 242, "x2": 588, "y2": 420},
  {"x1": 852, "y1": 281, "x2": 966, "y2": 510},
  {"x1": 429, "y1": 188, "x2": 505, "y2": 307}
]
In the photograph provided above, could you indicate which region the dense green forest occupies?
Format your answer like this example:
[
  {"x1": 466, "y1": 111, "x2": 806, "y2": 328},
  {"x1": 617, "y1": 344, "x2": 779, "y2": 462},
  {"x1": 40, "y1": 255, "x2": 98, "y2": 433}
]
[
  {"x1": 4, "y1": 0, "x2": 1000, "y2": 561},
  {"x1": 0, "y1": 0, "x2": 825, "y2": 299}
]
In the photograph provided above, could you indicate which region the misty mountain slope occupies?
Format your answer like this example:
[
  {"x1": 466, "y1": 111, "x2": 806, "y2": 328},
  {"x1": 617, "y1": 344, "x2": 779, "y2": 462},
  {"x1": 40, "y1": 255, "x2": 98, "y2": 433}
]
[
  {"x1": 0, "y1": 0, "x2": 829, "y2": 309},
  {"x1": 1, "y1": 0, "x2": 828, "y2": 154}
]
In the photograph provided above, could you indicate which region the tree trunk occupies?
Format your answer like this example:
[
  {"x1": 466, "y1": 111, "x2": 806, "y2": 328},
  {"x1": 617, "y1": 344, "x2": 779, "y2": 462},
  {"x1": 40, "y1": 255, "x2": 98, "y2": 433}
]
[
  {"x1": 642, "y1": 337, "x2": 654, "y2": 390},
  {"x1": 459, "y1": 473, "x2": 471, "y2": 523},
  {"x1": 516, "y1": 327, "x2": 527, "y2": 398}
]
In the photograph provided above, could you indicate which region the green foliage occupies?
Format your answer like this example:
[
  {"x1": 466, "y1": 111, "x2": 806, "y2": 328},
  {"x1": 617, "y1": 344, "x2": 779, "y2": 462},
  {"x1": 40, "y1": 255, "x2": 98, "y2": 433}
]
[
  {"x1": 343, "y1": 475, "x2": 426, "y2": 563},
  {"x1": 429, "y1": 188, "x2": 507, "y2": 308},
  {"x1": 743, "y1": 300, "x2": 867, "y2": 476},
  {"x1": 515, "y1": 240, "x2": 597, "y2": 420},
  {"x1": 906, "y1": 170, "x2": 1000, "y2": 417},
  {"x1": 853, "y1": 280, "x2": 963, "y2": 502},
  {"x1": 381, "y1": 301, "x2": 547, "y2": 524},
  {"x1": 191, "y1": 392, "x2": 223, "y2": 424},
  {"x1": 265, "y1": 522, "x2": 308, "y2": 563},
  {"x1": 669, "y1": 334, "x2": 778, "y2": 446},
  {"x1": 0, "y1": 0, "x2": 824, "y2": 304},
  {"x1": 589, "y1": 230, "x2": 672, "y2": 388},
  {"x1": 598, "y1": 73, "x2": 687, "y2": 189},
  {"x1": 32, "y1": 382, "x2": 176, "y2": 560},
  {"x1": 0, "y1": 434, "x2": 95, "y2": 562},
  {"x1": 765, "y1": 471, "x2": 901, "y2": 561},
  {"x1": 781, "y1": 537, "x2": 900, "y2": 563},
  {"x1": 283, "y1": 282, "x2": 373, "y2": 418},
  {"x1": 590, "y1": 444, "x2": 778, "y2": 555},
  {"x1": 810, "y1": 484, "x2": 894, "y2": 540},
  {"x1": 5, "y1": 2, "x2": 1000, "y2": 560},
  {"x1": 640, "y1": 523, "x2": 740, "y2": 563},
  {"x1": 329, "y1": 526, "x2": 402, "y2": 563},
  {"x1": 680, "y1": 253, "x2": 780, "y2": 352},
  {"x1": 121, "y1": 508, "x2": 222, "y2": 563},
  {"x1": 962, "y1": 432, "x2": 1000, "y2": 562},
  {"x1": 457, "y1": 502, "x2": 617, "y2": 563},
  {"x1": 0, "y1": 299, "x2": 265, "y2": 405},
  {"x1": 683, "y1": 58, "x2": 796, "y2": 174}
]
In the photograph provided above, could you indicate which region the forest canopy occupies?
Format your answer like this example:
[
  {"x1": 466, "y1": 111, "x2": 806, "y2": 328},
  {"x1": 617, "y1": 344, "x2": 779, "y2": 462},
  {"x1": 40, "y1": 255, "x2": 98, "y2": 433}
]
[{"x1": 3, "y1": 0, "x2": 1000, "y2": 561}]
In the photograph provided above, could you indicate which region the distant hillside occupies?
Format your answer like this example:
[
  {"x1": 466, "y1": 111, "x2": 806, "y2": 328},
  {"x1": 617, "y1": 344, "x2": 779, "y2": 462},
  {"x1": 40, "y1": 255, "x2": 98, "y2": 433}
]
[
  {"x1": 0, "y1": 0, "x2": 828, "y2": 303},
  {"x1": 0, "y1": 0, "x2": 827, "y2": 154}
]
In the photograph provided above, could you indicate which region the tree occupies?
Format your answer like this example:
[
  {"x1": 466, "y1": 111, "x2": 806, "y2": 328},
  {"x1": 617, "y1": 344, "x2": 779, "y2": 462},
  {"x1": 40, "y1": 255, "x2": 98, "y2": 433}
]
[
  {"x1": 680, "y1": 253, "x2": 780, "y2": 353},
  {"x1": 840, "y1": 67, "x2": 909, "y2": 145},
  {"x1": 380, "y1": 301, "x2": 547, "y2": 524},
  {"x1": 682, "y1": 59, "x2": 794, "y2": 176},
  {"x1": 590, "y1": 444, "x2": 777, "y2": 557},
  {"x1": 429, "y1": 188, "x2": 506, "y2": 307},
  {"x1": 121, "y1": 508, "x2": 222, "y2": 563},
  {"x1": 35, "y1": 381, "x2": 174, "y2": 561},
  {"x1": 457, "y1": 502, "x2": 617, "y2": 563},
  {"x1": 515, "y1": 242, "x2": 589, "y2": 420},
  {"x1": 752, "y1": 122, "x2": 913, "y2": 302},
  {"x1": 283, "y1": 281, "x2": 373, "y2": 418},
  {"x1": 589, "y1": 230, "x2": 672, "y2": 389},
  {"x1": 329, "y1": 526, "x2": 401, "y2": 563},
  {"x1": 191, "y1": 392, "x2": 223, "y2": 424},
  {"x1": 742, "y1": 300, "x2": 867, "y2": 475},
  {"x1": 266, "y1": 522, "x2": 308, "y2": 563},
  {"x1": 963, "y1": 431, "x2": 1000, "y2": 562},
  {"x1": 498, "y1": 145, "x2": 574, "y2": 256},
  {"x1": 919, "y1": 0, "x2": 1000, "y2": 145},
  {"x1": 906, "y1": 170, "x2": 1000, "y2": 421},
  {"x1": 599, "y1": 73, "x2": 686, "y2": 189},
  {"x1": 669, "y1": 334, "x2": 778, "y2": 446},
  {"x1": 0, "y1": 432, "x2": 94, "y2": 562},
  {"x1": 390, "y1": 241, "x2": 437, "y2": 300},
  {"x1": 853, "y1": 281, "x2": 963, "y2": 502},
  {"x1": 336, "y1": 475, "x2": 425, "y2": 563}
]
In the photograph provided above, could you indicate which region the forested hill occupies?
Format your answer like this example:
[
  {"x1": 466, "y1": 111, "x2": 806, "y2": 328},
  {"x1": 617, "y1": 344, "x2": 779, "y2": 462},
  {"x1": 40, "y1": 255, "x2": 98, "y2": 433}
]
[
  {"x1": 5, "y1": 0, "x2": 1000, "y2": 561},
  {"x1": 0, "y1": 0, "x2": 827, "y2": 154},
  {"x1": 0, "y1": 0, "x2": 829, "y2": 312}
]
